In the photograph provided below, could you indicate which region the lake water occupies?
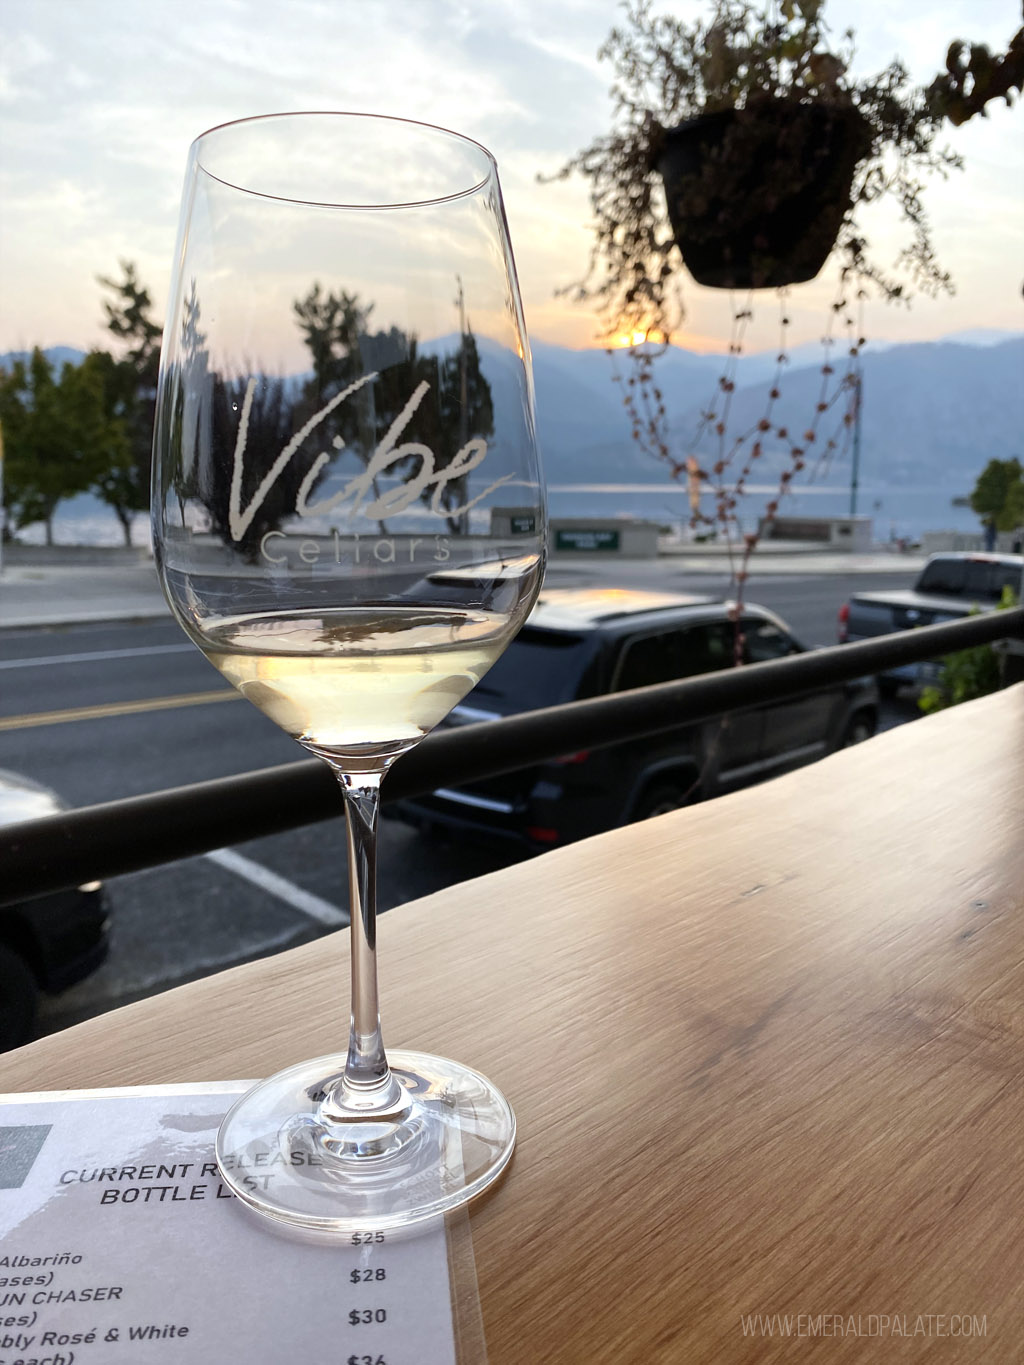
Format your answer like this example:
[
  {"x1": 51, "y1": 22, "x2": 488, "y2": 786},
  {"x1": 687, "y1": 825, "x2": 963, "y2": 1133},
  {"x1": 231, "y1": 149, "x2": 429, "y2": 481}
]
[
  {"x1": 547, "y1": 481, "x2": 979, "y2": 543},
  {"x1": 12, "y1": 481, "x2": 981, "y2": 549}
]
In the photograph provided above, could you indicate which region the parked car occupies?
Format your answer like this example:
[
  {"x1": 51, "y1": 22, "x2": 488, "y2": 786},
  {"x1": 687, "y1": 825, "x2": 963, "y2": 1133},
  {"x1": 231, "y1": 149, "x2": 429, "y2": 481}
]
[
  {"x1": 394, "y1": 588, "x2": 878, "y2": 850},
  {"x1": 0, "y1": 770, "x2": 110, "y2": 1051},
  {"x1": 838, "y1": 551, "x2": 1024, "y2": 693}
]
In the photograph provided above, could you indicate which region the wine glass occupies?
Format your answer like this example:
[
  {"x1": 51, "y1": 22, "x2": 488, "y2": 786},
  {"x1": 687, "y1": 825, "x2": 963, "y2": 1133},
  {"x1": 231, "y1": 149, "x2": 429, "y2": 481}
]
[{"x1": 151, "y1": 112, "x2": 546, "y2": 1233}]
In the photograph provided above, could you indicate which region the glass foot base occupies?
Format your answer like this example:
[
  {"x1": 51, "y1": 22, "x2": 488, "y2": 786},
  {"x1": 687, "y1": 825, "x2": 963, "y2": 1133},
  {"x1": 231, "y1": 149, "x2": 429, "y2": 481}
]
[{"x1": 216, "y1": 1050, "x2": 515, "y2": 1235}]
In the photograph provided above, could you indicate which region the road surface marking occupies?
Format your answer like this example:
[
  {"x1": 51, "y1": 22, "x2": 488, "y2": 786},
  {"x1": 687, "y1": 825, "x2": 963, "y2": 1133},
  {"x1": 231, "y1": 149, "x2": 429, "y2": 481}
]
[
  {"x1": 205, "y1": 848, "x2": 348, "y2": 928},
  {"x1": 0, "y1": 689, "x2": 241, "y2": 731},
  {"x1": 0, "y1": 643, "x2": 195, "y2": 671}
]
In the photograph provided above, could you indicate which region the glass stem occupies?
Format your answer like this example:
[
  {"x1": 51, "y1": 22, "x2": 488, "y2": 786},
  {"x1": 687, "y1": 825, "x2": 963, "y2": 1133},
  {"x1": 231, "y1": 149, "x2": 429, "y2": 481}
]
[{"x1": 329, "y1": 767, "x2": 403, "y2": 1115}]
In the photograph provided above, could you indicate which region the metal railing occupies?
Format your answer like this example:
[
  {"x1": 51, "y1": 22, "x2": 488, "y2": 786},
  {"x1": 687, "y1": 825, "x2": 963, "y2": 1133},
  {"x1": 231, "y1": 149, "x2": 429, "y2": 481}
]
[{"x1": 2, "y1": 607, "x2": 1022, "y2": 908}]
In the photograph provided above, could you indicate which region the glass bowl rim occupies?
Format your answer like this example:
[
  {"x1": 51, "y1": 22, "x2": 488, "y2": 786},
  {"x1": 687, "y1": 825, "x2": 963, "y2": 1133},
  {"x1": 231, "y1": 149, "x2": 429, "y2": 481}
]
[{"x1": 190, "y1": 110, "x2": 498, "y2": 211}]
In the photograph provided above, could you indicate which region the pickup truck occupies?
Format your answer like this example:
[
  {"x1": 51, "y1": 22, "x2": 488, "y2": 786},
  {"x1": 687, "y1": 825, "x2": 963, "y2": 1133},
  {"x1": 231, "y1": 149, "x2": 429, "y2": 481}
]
[{"x1": 838, "y1": 551, "x2": 1023, "y2": 693}]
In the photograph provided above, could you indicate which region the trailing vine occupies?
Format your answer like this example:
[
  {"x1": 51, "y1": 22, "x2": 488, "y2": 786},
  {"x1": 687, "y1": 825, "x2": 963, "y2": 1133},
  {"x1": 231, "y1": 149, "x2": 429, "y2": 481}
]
[
  {"x1": 609, "y1": 275, "x2": 863, "y2": 635},
  {"x1": 547, "y1": 0, "x2": 1023, "y2": 611}
]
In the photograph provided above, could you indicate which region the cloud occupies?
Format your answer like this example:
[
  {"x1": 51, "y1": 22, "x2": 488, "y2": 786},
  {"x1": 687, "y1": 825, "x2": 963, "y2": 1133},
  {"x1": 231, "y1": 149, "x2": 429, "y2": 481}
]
[{"x1": 1, "y1": 0, "x2": 1021, "y2": 353}]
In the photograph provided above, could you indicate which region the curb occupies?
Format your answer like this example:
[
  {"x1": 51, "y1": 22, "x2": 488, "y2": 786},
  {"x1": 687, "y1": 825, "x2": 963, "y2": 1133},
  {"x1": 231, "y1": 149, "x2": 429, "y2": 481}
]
[{"x1": 1, "y1": 607, "x2": 172, "y2": 631}]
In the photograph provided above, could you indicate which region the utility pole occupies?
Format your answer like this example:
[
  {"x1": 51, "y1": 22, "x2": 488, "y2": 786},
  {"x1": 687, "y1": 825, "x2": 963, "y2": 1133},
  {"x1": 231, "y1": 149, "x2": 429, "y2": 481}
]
[
  {"x1": 849, "y1": 366, "x2": 862, "y2": 519},
  {"x1": 0, "y1": 423, "x2": 5, "y2": 575},
  {"x1": 454, "y1": 274, "x2": 468, "y2": 451}
]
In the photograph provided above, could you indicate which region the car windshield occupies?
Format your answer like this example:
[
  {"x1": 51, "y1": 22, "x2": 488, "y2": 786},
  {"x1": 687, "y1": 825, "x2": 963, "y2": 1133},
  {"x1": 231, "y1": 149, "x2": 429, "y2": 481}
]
[
  {"x1": 917, "y1": 558, "x2": 1021, "y2": 599},
  {"x1": 470, "y1": 627, "x2": 593, "y2": 711}
]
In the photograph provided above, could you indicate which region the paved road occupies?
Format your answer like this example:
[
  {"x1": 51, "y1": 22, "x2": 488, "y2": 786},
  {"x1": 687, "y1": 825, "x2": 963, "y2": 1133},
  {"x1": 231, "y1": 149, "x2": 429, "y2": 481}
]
[
  {"x1": 0, "y1": 564, "x2": 921, "y2": 1038},
  {"x1": 542, "y1": 558, "x2": 919, "y2": 647}
]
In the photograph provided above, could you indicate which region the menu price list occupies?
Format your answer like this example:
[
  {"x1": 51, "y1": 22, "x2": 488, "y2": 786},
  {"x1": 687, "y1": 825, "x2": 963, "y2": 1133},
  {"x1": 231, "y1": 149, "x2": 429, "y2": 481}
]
[{"x1": 0, "y1": 1086, "x2": 459, "y2": 1364}]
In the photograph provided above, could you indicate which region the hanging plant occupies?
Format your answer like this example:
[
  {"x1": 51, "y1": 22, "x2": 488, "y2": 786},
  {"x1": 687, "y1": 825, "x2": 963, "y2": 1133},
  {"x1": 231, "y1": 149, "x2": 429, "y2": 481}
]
[
  {"x1": 547, "y1": 0, "x2": 1022, "y2": 595},
  {"x1": 655, "y1": 98, "x2": 872, "y2": 290},
  {"x1": 551, "y1": 0, "x2": 967, "y2": 333},
  {"x1": 550, "y1": 0, "x2": 1024, "y2": 332}
]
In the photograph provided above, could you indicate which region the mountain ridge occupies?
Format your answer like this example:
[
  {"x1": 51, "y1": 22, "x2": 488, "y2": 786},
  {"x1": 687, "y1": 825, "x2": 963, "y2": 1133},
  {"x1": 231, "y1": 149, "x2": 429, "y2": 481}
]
[{"x1": 4, "y1": 334, "x2": 1021, "y2": 494}]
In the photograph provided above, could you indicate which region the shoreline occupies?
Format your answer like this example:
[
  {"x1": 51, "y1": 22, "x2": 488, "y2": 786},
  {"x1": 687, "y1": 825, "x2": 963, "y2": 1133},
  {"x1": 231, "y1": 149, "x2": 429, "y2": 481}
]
[{"x1": 1, "y1": 543, "x2": 154, "y2": 566}]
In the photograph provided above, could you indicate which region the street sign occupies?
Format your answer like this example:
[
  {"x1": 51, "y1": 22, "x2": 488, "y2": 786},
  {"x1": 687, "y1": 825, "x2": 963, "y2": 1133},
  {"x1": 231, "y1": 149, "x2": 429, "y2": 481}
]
[{"x1": 555, "y1": 528, "x2": 621, "y2": 552}]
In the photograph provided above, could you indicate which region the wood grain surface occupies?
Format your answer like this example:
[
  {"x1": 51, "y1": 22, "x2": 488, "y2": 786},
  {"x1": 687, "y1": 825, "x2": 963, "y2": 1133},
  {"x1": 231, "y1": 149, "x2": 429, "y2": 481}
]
[{"x1": 3, "y1": 685, "x2": 1022, "y2": 1362}]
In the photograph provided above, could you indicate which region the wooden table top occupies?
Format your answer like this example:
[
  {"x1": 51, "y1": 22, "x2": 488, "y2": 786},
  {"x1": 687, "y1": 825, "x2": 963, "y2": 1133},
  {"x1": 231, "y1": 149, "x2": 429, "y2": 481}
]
[{"x1": 4, "y1": 685, "x2": 1022, "y2": 1362}]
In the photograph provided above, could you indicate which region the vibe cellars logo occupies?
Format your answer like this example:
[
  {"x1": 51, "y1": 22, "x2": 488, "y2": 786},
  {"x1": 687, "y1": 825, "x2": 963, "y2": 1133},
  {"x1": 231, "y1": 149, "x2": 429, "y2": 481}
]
[{"x1": 229, "y1": 373, "x2": 513, "y2": 545}]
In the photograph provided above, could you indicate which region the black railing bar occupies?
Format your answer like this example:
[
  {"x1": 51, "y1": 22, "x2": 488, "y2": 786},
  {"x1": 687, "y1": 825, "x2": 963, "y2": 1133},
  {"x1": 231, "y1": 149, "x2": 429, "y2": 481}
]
[{"x1": 2, "y1": 607, "x2": 1021, "y2": 906}]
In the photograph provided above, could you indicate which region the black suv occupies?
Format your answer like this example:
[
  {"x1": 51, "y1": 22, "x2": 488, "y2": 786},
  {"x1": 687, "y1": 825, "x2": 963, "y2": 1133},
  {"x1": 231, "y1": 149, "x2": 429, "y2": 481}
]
[{"x1": 395, "y1": 589, "x2": 878, "y2": 849}]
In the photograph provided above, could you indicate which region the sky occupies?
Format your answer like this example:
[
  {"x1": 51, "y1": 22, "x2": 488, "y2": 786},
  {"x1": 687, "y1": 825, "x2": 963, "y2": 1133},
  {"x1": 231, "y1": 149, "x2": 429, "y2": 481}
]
[{"x1": 1, "y1": 0, "x2": 1021, "y2": 360}]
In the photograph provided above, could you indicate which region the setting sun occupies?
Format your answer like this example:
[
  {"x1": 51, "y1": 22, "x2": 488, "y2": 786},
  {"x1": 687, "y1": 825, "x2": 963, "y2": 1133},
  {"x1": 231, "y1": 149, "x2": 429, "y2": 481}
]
[{"x1": 607, "y1": 328, "x2": 667, "y2": 348}]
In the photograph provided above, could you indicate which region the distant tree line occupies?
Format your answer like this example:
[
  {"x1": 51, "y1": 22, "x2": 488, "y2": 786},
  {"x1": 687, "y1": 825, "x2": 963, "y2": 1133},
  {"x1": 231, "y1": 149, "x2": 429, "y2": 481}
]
[
  {"x1": 0, "y1": 262, "x2": 159, "y2": 546},
  {"x1": 1, "y1": 266, "x2": 494, "y2": 549}
]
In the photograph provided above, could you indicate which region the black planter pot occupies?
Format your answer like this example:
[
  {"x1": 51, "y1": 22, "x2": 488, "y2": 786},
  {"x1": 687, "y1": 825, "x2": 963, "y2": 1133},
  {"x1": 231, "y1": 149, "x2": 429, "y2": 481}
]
[{"x1": 656, "y1": 98, "x2": 871, "y2": 290}]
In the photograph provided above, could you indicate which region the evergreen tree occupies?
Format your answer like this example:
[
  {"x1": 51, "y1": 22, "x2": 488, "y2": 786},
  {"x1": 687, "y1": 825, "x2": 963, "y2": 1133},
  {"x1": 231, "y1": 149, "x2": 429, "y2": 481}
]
[
  {"x1": 364, "y1": 328, "x2": 496, "y2": 534},
  {"x1": 292, "y1": 281, "x2": 495, "y2": 534},
  {"x1": 93, "y1": 260, "x2": 162, "y2": 541},
  {"x1": 203, "y1": 374, "x2": 302, "y2": 561},
  {"x1": 84, "y1": 348, "x2": 138, "y2": 545},
  {"x1": 433, "y1": 327, "x2": 495, "y2": 532},
  {"x1": 293, "y1": 283, "x2": 369, "y2": 410}
]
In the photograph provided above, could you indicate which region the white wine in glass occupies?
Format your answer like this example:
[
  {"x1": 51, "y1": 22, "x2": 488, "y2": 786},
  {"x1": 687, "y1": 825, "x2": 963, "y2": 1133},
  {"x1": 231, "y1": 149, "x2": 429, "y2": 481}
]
[{"x1": 151, "y1": 112, "x2": 546, "y2": 1233}]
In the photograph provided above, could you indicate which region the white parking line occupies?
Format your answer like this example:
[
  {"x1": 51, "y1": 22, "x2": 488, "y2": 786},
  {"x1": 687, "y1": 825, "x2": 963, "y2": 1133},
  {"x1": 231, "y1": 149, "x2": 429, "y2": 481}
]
[
  {"x1": 205, "y1": 848, "x2": 348, "y2": 928},
  {"x1": 0, "y1": 644, "x2": 195, "y2": 671}
]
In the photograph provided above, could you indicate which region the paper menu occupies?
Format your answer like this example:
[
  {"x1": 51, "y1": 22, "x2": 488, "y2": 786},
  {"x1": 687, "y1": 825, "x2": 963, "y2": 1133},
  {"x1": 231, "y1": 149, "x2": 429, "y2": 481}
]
[{"x1": 0, "y1": 1084, "x2": 458, "y2": 1364}]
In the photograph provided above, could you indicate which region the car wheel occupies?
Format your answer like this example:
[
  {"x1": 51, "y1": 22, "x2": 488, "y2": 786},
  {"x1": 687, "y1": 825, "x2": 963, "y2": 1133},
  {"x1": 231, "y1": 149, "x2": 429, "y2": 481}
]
[
  {"x1": 632, "y1": 781, "x2": 693, "y2": 822},
  {"x1": 0, "y1": 944, "x2": 39, "y2": 1052},
  {"x1": 841, "y1": 713, "x2": 876, "y2": 748}
]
